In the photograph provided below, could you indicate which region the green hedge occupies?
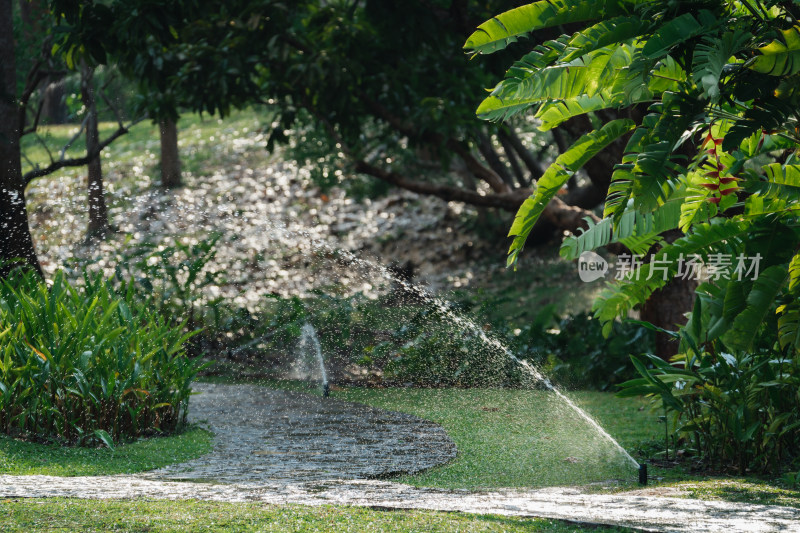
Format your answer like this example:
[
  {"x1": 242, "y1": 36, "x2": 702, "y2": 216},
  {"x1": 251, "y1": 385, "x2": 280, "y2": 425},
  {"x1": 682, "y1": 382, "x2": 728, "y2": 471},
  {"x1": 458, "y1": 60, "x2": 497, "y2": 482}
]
[{"x1": 0, "y1": 270, "x2": 206, "y2": 446}]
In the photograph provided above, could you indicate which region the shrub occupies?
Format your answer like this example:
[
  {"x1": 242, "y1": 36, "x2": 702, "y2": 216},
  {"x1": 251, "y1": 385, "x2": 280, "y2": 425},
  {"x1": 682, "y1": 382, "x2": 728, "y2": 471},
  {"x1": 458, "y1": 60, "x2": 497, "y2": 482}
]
[
  {"x1": 619, "y1": 291, "x2": 800, "y2": 473},
  {"x1": 510, "y1": 312, "x2": 653, "y2": 391},
  {"x1": 0, "y1": 270, "x2": 206, "y2": 447}
]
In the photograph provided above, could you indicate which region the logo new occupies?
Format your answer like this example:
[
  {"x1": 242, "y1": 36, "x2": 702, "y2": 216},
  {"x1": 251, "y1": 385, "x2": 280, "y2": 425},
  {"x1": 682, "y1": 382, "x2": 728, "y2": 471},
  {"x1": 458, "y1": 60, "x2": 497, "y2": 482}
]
[{"x1": 578, "y1": 251, "x2": 608, "y2": 282}]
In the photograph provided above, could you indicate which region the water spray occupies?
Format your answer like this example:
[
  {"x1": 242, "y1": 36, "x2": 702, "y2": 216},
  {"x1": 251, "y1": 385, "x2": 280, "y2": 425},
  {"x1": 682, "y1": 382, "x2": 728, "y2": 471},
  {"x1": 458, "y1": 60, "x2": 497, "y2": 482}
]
[{"x1": 299, "y1": 323, "x2": 330, "y2": 399}]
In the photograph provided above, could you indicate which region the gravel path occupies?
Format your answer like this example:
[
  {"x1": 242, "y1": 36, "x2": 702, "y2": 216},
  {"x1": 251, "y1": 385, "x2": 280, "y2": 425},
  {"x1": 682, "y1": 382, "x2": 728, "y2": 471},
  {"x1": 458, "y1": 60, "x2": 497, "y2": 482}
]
[{"x1": 3, "y1": 383, "x2": 799, "y2": 533}]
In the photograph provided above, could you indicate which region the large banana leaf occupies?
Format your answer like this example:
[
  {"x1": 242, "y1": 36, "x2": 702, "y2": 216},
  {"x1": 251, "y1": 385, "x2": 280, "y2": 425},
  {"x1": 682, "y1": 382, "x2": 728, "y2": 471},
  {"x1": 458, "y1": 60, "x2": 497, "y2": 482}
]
[
  {"x1": 464, "y1": 0, "x2": 611, "y2": 55},
  {"x1": 753, "y1": 163, "x2": 800, "y2": 201},
  {"x1": 723, "y1": 265, "x2": 789, "y2": 352},
  {"x1": 507, "y1": 118, "x2": 636, "y2": 266},
  {"x1": 535, "y1": 93, "x2": 615, "y2": 130},
  {"x1": 478, "y1": 45, "x2": 633, "y2": 122},
  {"x1": 778, "y1": 308, "x2": 800, "y2": 353},
  {"x1": 750, "y1": 25, "x2": 800, "y2": 76},
  {"x1": 790, "y1": 252, "x2": 800, "y2": 292},
  {"x1": 561, "y1": 15, "x2": 652, "y2": 62}
]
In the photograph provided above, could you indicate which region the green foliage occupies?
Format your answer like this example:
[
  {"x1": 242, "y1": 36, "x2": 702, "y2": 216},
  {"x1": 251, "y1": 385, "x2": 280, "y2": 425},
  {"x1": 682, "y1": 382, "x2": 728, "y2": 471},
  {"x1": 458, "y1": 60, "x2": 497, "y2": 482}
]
[
  {"x1": 507, "y1": 119, "x2": 635, "y2": 265},
  {"x1": 471, "y1": 0, "x2": 800, "y2": 473},
  {"x1": 108, "y1": 235, "x2": 223, "y2": 328},
  {"x1": 618, "y1": 327, "x2": 800, "y2": 473},
  {"x1": 512, "y1": 312, "x2": 653, "y2": 391},
  {"x1": 0, "y1": 269, "x2": 206, "y2": 446},
  {"x1": 50, "y1": 0, "x2": 537, "y2": 203}
]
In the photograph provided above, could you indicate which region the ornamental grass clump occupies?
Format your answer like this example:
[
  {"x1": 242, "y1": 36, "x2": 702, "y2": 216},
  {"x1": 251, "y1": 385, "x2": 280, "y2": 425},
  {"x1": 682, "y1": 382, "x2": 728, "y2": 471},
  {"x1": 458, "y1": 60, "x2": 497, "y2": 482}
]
[{"x1": 0, "y1": 269, "x2": 206, "y2": 447}]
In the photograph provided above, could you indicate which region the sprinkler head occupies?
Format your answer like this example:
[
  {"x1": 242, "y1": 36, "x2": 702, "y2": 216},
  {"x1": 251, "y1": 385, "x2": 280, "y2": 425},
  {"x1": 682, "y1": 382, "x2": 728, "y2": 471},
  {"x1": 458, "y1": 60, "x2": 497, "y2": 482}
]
[
  {"x1": 638, "y1": 463, "x2": 647, "y2": 486},
  {"x1": 322, "y1": 382, "x2": 330, "y2": 398}
]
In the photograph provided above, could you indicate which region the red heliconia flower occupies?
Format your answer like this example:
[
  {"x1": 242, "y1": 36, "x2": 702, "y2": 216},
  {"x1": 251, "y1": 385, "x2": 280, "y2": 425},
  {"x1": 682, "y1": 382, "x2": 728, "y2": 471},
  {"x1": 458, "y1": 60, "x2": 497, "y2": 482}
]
[
  {"x1": 700, "y1": 183, "x2": 720, "y2": 190},
  {"x1": 720, "y1": 187, "x2": 740, "y2": 196},
  {"x1": 707, "y1": 196, "x2": 721, "y2": 204},
  {"x1": 702, "y1": 132, "x2": 723, "y2": 149},
  {"x1": 719, "y1": 176, "x2": 739, "y2": 184}
]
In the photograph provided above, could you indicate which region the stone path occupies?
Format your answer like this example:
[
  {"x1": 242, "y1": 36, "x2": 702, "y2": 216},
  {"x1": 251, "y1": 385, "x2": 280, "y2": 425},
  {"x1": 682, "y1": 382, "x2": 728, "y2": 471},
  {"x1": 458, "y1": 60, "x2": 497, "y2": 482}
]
[
  {"x1": 144, "y1": 382, "x2": 456, "y2": 484},
  {"x1": 3, "y1": 383, "x2": 800, "y2": 532}
]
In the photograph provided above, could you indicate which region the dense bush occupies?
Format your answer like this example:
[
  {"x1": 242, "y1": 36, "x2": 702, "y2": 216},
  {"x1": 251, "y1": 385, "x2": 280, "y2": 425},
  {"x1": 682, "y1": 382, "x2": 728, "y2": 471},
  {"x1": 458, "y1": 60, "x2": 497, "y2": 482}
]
[
  {"x1": 619, "y1": 289, "x2": 800, "y2": 473},
  {"x1": 510, "y1": 312, "x2": 653, "y2": 391},
  {"x1": 380, "y1": 311, "x2": 522, "y2": 388},
  {"x1": 0, "y1": 270, "x2": 205, "y2": 447}
]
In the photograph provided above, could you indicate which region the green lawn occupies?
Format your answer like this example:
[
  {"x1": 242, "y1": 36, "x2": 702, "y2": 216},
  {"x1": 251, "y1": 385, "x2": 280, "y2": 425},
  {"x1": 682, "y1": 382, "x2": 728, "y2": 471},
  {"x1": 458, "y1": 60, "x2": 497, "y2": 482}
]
[
  {"x1": 0, "y1": 427, "x2": 212, "y2": 476},
  {"x1": 320, "y1": 386, "x2": 656, "y2": 489},
  {"x1": 0, "y1": 499, "x2": 637, "y2": 533}
]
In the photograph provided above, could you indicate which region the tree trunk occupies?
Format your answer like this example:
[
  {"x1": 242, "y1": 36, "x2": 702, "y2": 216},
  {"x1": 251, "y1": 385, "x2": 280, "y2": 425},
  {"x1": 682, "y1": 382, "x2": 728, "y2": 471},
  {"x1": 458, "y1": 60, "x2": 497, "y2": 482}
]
[
  {"x1": 640, "y1": 230, "x2": 697, "y2": 359},
  {"x1": 476, "y1": 131, "x2": 514, "y2": 188},
  {"x1": 42, "y1": 76, "x2": 67, "y2": 125},
  {"x1": 640, "y1": 277, "x2": 697, "y2": 360},
  {"x1": 159, "y1": 118, "x2": 182, "y2": 188},
  {"x1": 0, "y1": 0, "x2": 42, "y2": 277},
  {"x1": 81, "y1": 60, "x2": 108, "y2": 240}
]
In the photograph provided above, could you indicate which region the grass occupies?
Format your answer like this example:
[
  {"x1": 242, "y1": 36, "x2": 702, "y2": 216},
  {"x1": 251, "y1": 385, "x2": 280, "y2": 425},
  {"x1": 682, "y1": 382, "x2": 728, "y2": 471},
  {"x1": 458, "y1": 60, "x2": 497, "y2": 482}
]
[
  {"x1": 20, "y1": 110, "x2": 271, "y2": 178},
  {"x1": 660, "y1": 479, "x2": 800, "y2": 509},
  {"x1": 322, "y1": 386, "x2": 657, "y2": 489},
  {"x1": 0, "y1": 426, "x2": 212, "y2": 476},
  {"x1": 0, "y1": 499, "x2": 638, "y2": 532},
  {"x1": 326, "y1": 385, "x2": 800, "y2": 507}
]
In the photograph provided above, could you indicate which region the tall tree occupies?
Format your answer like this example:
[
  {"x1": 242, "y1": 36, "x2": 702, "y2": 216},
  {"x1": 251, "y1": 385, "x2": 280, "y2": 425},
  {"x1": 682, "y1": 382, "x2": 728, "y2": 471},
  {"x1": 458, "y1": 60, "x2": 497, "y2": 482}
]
[
  {"x1": 80, "y1": 59, "x2": 109, "y2": 239},
  {"x1": 159, "y1": 118, "x2": 182, "y2": 188},
  {"x1": 1, "y1": 0, "x2": 43, "y2": 277},
  {"x1": 50, "y1": 0, "x2": 605, "y2": 238}
]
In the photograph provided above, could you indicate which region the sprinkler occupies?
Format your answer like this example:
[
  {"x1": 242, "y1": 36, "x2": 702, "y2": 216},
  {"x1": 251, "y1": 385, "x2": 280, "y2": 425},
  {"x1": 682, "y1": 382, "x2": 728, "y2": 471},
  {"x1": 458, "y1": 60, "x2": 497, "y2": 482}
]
[
  {"x1": 638, "y1": 463, "x2": 647, "y2": 486},
  {"x1": 322, "y1": 382, "x2": 330, "y2": 398}
]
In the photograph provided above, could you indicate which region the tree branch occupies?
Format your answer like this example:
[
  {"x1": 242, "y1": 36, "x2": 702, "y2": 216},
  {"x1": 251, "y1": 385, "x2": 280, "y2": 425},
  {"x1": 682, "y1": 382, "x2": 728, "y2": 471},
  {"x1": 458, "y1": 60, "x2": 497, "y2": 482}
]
[
  {"x1": 353, "y1": 158, "x2": 529, "y2": 210},
  {"x1": 497, "y1": 130, "x2": 526, "y2": 187},
  {"x1": 359, "y1": 95, "x2": 511, "y2": 193},
  {"x1": 499, "y1": 128, "x2": 543, "y2": 182},
  {"x1": 24, "y1": 122, "x2": 135, "y2": 185},
  {"x1": 301, "y1": 97, "x2": 599, "y2": 234},
  {"x1": 476, "y1": 130, "x2": 514, "y2": 188},
  {"x1": 59, "y1": 114, "x2": 89, "y2": 160}
]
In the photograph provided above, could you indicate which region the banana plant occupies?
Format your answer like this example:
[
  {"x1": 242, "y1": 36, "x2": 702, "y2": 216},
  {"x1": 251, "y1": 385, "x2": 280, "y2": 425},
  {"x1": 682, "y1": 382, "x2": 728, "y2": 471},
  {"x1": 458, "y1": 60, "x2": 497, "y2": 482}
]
[{"x1": 467, "y1": 0, "x2": 800, "y2": 471}]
